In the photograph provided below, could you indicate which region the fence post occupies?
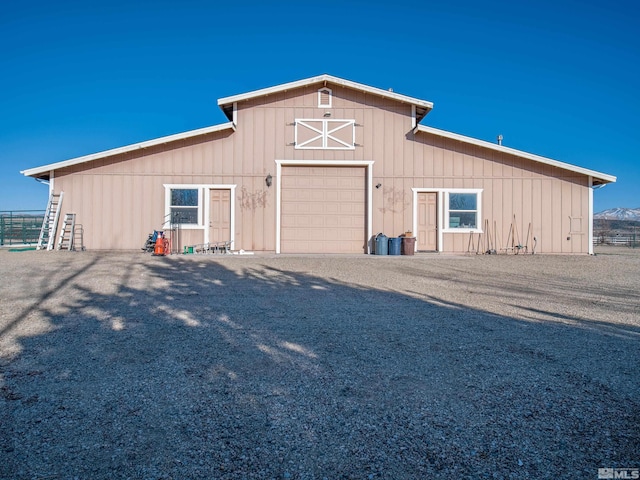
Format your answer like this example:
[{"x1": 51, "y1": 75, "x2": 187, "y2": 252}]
[
  {"x1": 21, "y1": 216, "x2": 27, "y2": 244},
  {"x1": 9, "y1": 212, "x2": 14, "y2": 246}
]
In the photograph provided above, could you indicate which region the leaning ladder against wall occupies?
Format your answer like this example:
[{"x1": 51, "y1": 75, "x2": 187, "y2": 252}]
[
  {"x1": 56, "y1": 213, "x2": 76, "y2": 251},
  {"x1": 37, "y1": 191, "x2": 63, "y2": 251}
]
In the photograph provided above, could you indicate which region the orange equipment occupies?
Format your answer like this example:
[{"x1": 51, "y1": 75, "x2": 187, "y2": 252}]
[{"x1": 153, "y1": 235, "x2": 165, "y2": 256}]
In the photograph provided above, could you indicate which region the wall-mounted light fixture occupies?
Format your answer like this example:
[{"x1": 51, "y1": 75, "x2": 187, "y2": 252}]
[
  {"x1": 376, "y1": 183, "x2": 382, "y2": 189},
  {"x1": 265, "y1": 173, "x2": 273, "y2": 187},
  {"x1": 323, "y1": 111, "x2": 331, "y2": 117}
]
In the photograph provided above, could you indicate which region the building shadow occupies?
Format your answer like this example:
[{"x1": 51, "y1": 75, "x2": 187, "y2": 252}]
[{"x1": 1, "y1": 253, "x2": 638, "y2": 479}]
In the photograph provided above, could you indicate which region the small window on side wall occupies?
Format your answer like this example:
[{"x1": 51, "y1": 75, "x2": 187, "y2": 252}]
[
  {"x1": 318, "y1": 87, "x2": 332, "y2": 108},
  {"x1": 447, "y1": 191, "x2": 480, "y2": 230},
  {"x1": 170, "y1": 188, "x2": 199, "y2": 224}
]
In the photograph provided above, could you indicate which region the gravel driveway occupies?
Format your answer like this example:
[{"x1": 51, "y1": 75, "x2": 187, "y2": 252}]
[{"x1": 1, "y1": 247, "x2": 639, "y2": 479}]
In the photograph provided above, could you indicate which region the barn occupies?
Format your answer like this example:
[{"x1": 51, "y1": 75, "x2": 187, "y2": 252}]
[{"x1": 21, "y1": 74, "x2": 616, "y2": 254}]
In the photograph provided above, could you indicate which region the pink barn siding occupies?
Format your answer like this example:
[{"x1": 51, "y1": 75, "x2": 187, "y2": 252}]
[{"x1": 35, "y1": 78, "x2": 605, "y2": 254}]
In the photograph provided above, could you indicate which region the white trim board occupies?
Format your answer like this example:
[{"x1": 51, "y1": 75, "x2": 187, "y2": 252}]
[
  {"x1": 412, "y1": 189, "x2": 444, "y2": 253},
  {"x1": 22, "y1": 122, "x2": 236, "y2": 178},
  {"x1": 416, "y1": 125, "x2": 616, "y2": 185},
  {"x1": 163, "y1": 183, "x2": 237, "y2": 249},
  {"x1": 588, "y1": 176, "x2": 594, "y2": 255},
  {"x1": 275, "y1": 160, "x2": 374, "y2": 254},
  {"x1": 294, "y1": 119, "x2": 355, "y2": 150},
  {"x1": 411, "y1": 188, "x2": 484, "y2": 253},
  {"x1": 318, "y1": 87, "x2": 332, "y2": 108},
  {"x1": 218, "y1": 74, "x2": 434, "y2": 112}
]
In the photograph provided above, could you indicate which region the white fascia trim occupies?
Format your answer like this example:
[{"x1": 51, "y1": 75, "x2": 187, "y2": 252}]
[
  {"x1": 416, "y1": 125, "x2": 617, "y2": 185},
  {"x1": 218, "y1": 74, "x2": 433, "y2": 111},
  {"x1": 21, "y1": 122, "x2": 236, "y2": 177},
  {"x1": 275, "y1": 159, "x2": 375, "y2": 254}
]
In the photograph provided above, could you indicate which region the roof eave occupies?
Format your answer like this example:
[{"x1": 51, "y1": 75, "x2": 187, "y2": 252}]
[
  {"x1": 416, "y1": 125, "x2": 616, "y2": 185},
  {"x1": 21, "y1": 122, "x2": 235, "y2": 178},
  {"x1": 217, "y1": 74, "x2": 434, "y2": 121}
]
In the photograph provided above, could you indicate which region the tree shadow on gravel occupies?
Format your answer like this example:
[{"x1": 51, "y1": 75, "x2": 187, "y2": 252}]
[
  {"x1": 1, "y1": 254, "x2": 639, "y2": 480},
  {"x1": 0, "y1": 257, "x2": 100, "y2": 339}
]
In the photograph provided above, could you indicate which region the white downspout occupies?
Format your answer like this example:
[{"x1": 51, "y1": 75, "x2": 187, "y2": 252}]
[
  {"x1": 229, "y1": 184, "x2": 236, "y2": 251},
  {"x1": 438, "y1": 191, "x2": 444, "y2": 252},
  {"x1": 367, "y1": 164, "x2": 373, "y2": 254},
  {"x1": 588, "y1": 176, "x2": 594, "y2": 255},
  {"x1": 275, "y1": 162, "x2": 282, "y2": 254}
]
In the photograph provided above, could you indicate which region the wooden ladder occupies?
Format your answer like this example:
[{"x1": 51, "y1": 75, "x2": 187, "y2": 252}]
[
  {"x1": 37, "y1": 192, "x2": 64, "y2": 251},
  {"x1": 57, "y1": 213, "x2": 76, "y2": 251}
]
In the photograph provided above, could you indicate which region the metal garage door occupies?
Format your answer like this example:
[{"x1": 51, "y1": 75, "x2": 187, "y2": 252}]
[{"x1": 281, "y1": 166, "x2": 366, "y2": 253}]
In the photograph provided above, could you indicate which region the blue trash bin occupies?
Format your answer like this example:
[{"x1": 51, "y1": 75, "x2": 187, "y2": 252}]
[
  {"x1": 388, "y1": 237, "x2": 402, "y2": 255},
  {"x1": 375, "y1": 233, "x2": 388, "y2": 255}
]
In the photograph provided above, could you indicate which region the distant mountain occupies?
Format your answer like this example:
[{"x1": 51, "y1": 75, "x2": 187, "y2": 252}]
[{"x1": 594, "y1": 208, "x2": 640, "y2": 221}]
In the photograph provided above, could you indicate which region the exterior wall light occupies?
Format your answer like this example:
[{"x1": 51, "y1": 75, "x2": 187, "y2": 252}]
[{"x1": 266, "y1": 174, "x2": 273, "y2": 187}]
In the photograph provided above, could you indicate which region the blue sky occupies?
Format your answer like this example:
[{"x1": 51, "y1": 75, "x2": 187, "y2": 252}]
[{"x1": 1, "y1": 0, "x2": 637, "y2": 212}]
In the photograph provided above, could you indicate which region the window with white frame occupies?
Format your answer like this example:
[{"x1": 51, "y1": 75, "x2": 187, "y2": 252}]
[
  {"x1": 446, "y1": 191, "x2": 481, "y2": 230},
  {"x1": 169, "y1": 188, "x2": 199, "y2": 225},
  {"x1": 318, "y1": 87, "x2": 332, "y2": 108}
]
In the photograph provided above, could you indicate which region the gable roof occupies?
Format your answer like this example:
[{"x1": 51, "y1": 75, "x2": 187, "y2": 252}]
[
  {"x1": 20, "y1": 122, "x2": 235, "y2": 180},
  {"x1": 217, "y1": 74, "x2": 434, "y2": 124},
  {"x1": 416, "y1": 125, "x2": 616, "y2": 185},
  {"x1": 20, "y1": 74, "x2": 615, "y2": 186}
]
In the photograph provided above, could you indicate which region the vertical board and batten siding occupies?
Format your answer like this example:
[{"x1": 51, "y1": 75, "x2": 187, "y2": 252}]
[
  {"x1": 52, "y1": 131, "x2": 249, "y2": 250},
  {"x1": 51, "y1": 83, "x2": 592, "y2": 253},
  {"x1": 413, "y1": 133, "x2": 589, "y2": 253}
]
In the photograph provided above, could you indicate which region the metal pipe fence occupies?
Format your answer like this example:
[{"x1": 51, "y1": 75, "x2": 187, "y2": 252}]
[
  {"x1": 0, "y1": 211, "x2": 45, "y2": 246},
  {"x1": 593, "y1": 235, "x2": 640, "y2": 248}
]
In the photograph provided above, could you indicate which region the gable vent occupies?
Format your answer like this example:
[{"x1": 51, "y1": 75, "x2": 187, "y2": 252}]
[{"x1": 318, "y1": 87, "x2": 332, "y2": 108}]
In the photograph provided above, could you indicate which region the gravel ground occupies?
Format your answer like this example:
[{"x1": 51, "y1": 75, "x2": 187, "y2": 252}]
[{"x1": 0, "y1": 246, "x2": 638, "y2": 479}]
